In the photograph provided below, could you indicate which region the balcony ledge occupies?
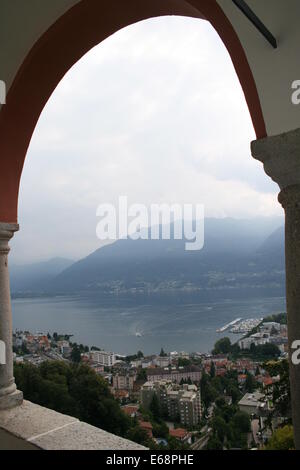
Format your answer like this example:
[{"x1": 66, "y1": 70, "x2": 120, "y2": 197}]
[{"x1": 0, "y1": 400, "x2": 147, "y2": 450}]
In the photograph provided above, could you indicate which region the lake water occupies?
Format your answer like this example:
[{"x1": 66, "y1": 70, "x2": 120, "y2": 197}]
[{"x1": 11, "y1": 294, "x2": 286, "y2": 356}]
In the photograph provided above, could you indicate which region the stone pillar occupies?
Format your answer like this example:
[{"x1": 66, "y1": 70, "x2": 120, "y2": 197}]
[
  {"x1": 0, "y1": 223, "x2": 23, "y2": 409},
  {"x1": 251, "y1": 127, "x2": 300, "y2": 449}
]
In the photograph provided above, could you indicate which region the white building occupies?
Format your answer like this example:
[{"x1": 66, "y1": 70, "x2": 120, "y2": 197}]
[{"x1": 90, "y1": 350, "x2": 116, "y2": 367}]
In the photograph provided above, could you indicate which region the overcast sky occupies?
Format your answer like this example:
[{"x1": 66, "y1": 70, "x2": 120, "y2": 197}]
[{"x1": 11, "y1": 16, "x2": 283, "y2": 265}]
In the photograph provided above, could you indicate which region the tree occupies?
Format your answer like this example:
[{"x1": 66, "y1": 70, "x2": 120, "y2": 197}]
[
  {"x1": 264, "y1": 359, "x2": 291, "y2": 421},
  {"x1": 159, "y1": 348, "x2": 167, "y2": 357},
  {"x1": 14, "y1": 361, "x2": 131, "y2": 437},
  {"x1": 71, "y1": 344, "x2": 81, "y2": 363},
  {"x1": 137, "y1": 368, "x2": 147, "y2": 381},
  {"x1": 212, "y1": 416, "x2": 227, "y2": 443},
  {"x1": 265, "y1": 425, "x2": 295, "y2": 450},
  {"x1": 210, "y1": 362, "x2": 216, "y2": 378},
  {"x1": 178, "y1": 358, "x2": 191, "y2": 367},
  {"x1": 200, "y1": 373, "x2": 218, "y2": 409},
  {"x1": 206, "y1": 436, "x2": 223, "y2": 450},
  {"x1": 213, "y1": 338, "x2": 231, "y2": 355},
  {"x1": 232, "y1": 411, "x2": 251, "y2": 433},
  {"x1": 152, "y1": 422, "x2": 169, "y2": 439},
  {"x1": 150, "y1": 394, "x2": 161, "y2": 420},
  {"x1": 245, "y1": 372, "x2": 256, "y2": 393},
  {"x1": 126, "y1": 426, "x2": 150, "y2": 446},
  {"x1": 137, "y1": 350, "x2": 144, "y2": 358}
]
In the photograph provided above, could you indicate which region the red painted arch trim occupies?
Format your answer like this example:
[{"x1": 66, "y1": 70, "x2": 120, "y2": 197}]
[
  {"x1": 190, "y1": 0, "x2": 266, "y2": 139},
  {"x1": 0, "y1": 0, "x2": 266, "y2": 223}
]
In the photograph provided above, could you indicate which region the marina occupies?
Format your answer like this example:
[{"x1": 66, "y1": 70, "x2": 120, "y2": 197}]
[
  {"x1": 216, "y1": 318, "x2": 242, "y2": 333},
  {"x1": 216, "y1": 317, "x2": 263, "y2": 335}
]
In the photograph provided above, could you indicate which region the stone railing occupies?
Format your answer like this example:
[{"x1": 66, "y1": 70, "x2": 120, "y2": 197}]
[{"x1": 0, "y1": 400, "x2": 147, "y2": 450}]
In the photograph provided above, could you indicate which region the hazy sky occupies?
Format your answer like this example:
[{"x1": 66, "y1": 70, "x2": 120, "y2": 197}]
[{"x1": 11, "y1": 16, "x2": 283, "y2": 264}]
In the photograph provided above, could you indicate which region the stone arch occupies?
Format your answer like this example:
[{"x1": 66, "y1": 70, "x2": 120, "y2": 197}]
[{"x1": 0, "y1": 0, "x2": 266, "y2": 223}]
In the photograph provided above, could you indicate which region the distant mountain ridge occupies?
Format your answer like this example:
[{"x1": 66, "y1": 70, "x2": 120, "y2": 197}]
[
  {"x1": 10, "y1": 217, "x2": 285, "y2": 297},
  {"x1": 10, "y1": 258, "x2": 74, "y2": 293}
]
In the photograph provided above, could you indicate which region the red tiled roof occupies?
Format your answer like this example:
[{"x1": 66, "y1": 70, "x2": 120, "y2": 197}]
[
  {"x1": 115, "y1": 390, "x2": 129, "y2": 398},
  {"x1": 170, "y1": 428, "x2": 189, "y2": 439},
  {"x1": 139, "y1": 421, "x2": 153, "y2": 430},
  {"x1": 263, "y1": 377, "x2": 273, "y2": 386},
  {"x1": 123, "y1": 406, "x2": 139, "y2": 416}
]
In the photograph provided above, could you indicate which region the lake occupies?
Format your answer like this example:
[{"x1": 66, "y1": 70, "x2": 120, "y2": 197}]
[{"x1": 11, "y1": 293, "x2": 286, "y2": 355}]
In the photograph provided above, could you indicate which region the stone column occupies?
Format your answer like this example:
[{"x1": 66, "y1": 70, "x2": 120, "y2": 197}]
[
  {"x1": 252, "y1": 127, "x2": 300, "y2": 449},
  {"x1": 0, "y1": 223, "x2": 23, "y2": 409}
]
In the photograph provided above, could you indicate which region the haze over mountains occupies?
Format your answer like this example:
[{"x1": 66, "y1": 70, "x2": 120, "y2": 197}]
[{"x1": 10, "y1": 217, "x2": 285, "y2": 297}]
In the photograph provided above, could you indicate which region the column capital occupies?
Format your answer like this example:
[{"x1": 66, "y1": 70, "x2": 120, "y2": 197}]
[
  {"x1": 278, "y1": 184, "x2": 300, "y2": 209},
  {"x1": 251, "y1": 127, "x2": 300, "y2": 190},
  {"x1": 0, "y1": 223, "x2": 19, "y2": 255}
]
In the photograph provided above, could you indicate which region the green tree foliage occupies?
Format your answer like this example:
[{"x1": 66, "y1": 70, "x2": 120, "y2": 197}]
[
  {"x1": 254, "y1": 343, "x2": 281, "y2": 358},
  {"x1": 213, "y1": 338, "x2": 232, "y2": 355},
  {"x1": 245, "y1": 372, "x2": 256, "y2": 393},
  {"x1": 264, "y1": 425, "x2": 294, "y2": 450},
  {"x1": 71, "y1": 344, "x2": 81, "y2": 363},
  {"x1": 206, "y1": 435, "x2": 223, "y2": 450},
  {"x1": 212, "y1": 416, "x2": 227, "y2": 442},
  {"x1": 210, "y1": 362, "x2": 216, "y2": 378},
  {"x1": 149, "y1": 394, "x2": 161, "y2": 420},
  {"x1": 126, "y1": 426, "x2": 150, "y2": 446},
  {"x1": 263, "y1": 313, "x2": 287, "y2": 325},
  {"x1": 177, "y1": 358, "x2": 191, "y2": 367},
  {"x1": 232, "y1": 411, "x2": 251, "y2": 434},
  {"x1": 200, "y1": 373, "x2": 218, "y2": 410},
  {"x1": 14, "y1": 361, "x2": 131, "y2": 437},
  {"x1": 137, "y1": 368, "x2": 147, "y2": 381},
  {"x1": 125, "y1": 351, "x2": 144, "y2": 363},
  {"x1": 159, "y1": 348, "x2": 167, "y2": 357},
  {"x1": 152, "y1": 421, "x2": 169, "y2": 439},
  {"x1": 264, "y1": 359, "x2": 291, "y2": 421}
]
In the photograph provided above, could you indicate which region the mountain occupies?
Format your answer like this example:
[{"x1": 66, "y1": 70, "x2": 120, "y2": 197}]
[
  {"x1": 256, "y1": 225, "x2": 285, "y2": 258},
  {"x1": 10, "y1": 258, "x2": 74, "y2": 293},
  {"x1": 35, "y1": 217, "x2": 285, "y2": 296}
]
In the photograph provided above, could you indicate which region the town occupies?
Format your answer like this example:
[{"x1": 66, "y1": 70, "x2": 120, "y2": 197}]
[{"x1": 12, "y1": 312, "x2": 292, "y2": 450}]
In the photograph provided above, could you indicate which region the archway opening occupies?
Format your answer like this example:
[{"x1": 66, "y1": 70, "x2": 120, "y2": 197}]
[
  {"x1": 0, "y1": 0, "x2": 266, "y2": 225},
  {"x1": 11, "y1": 16, "x2": 283, "y2": 356}
]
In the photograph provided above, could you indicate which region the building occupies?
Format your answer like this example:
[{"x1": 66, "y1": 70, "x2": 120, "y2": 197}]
[
  {"x1": 169, "y1": 428, "x2": 192, "y2": 444},
  {"x1": 89, "y1": 350, "x2": 116, "y2": 367},
  {"x1": 146, "y1": 365, "x2": 201, "y2": 383},
  {"x1": 154, "y1": 356, "x2": 171, "y2": 368},
  {"x1": 122, "y1": 405, "x2": 139, "y2": 418},
  {"x1": 113, "y1": 373, "x2": 136, "y2": 391},
  {"x1": 141, "y1": 381, "x2": 201, "y2": 427},
  {"x1": 238, "y1": 392, "x2": 267, "y2": 416}
]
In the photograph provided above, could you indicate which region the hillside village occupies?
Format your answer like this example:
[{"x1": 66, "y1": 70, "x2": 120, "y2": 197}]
[{"x1": 12, "y1": 313, "x2": 292, "y2": 449}]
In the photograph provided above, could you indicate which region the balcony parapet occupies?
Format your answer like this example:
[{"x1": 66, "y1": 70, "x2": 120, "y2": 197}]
[{"x1": 0, "y1": 400, "x2": 147, "y2": 450}]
